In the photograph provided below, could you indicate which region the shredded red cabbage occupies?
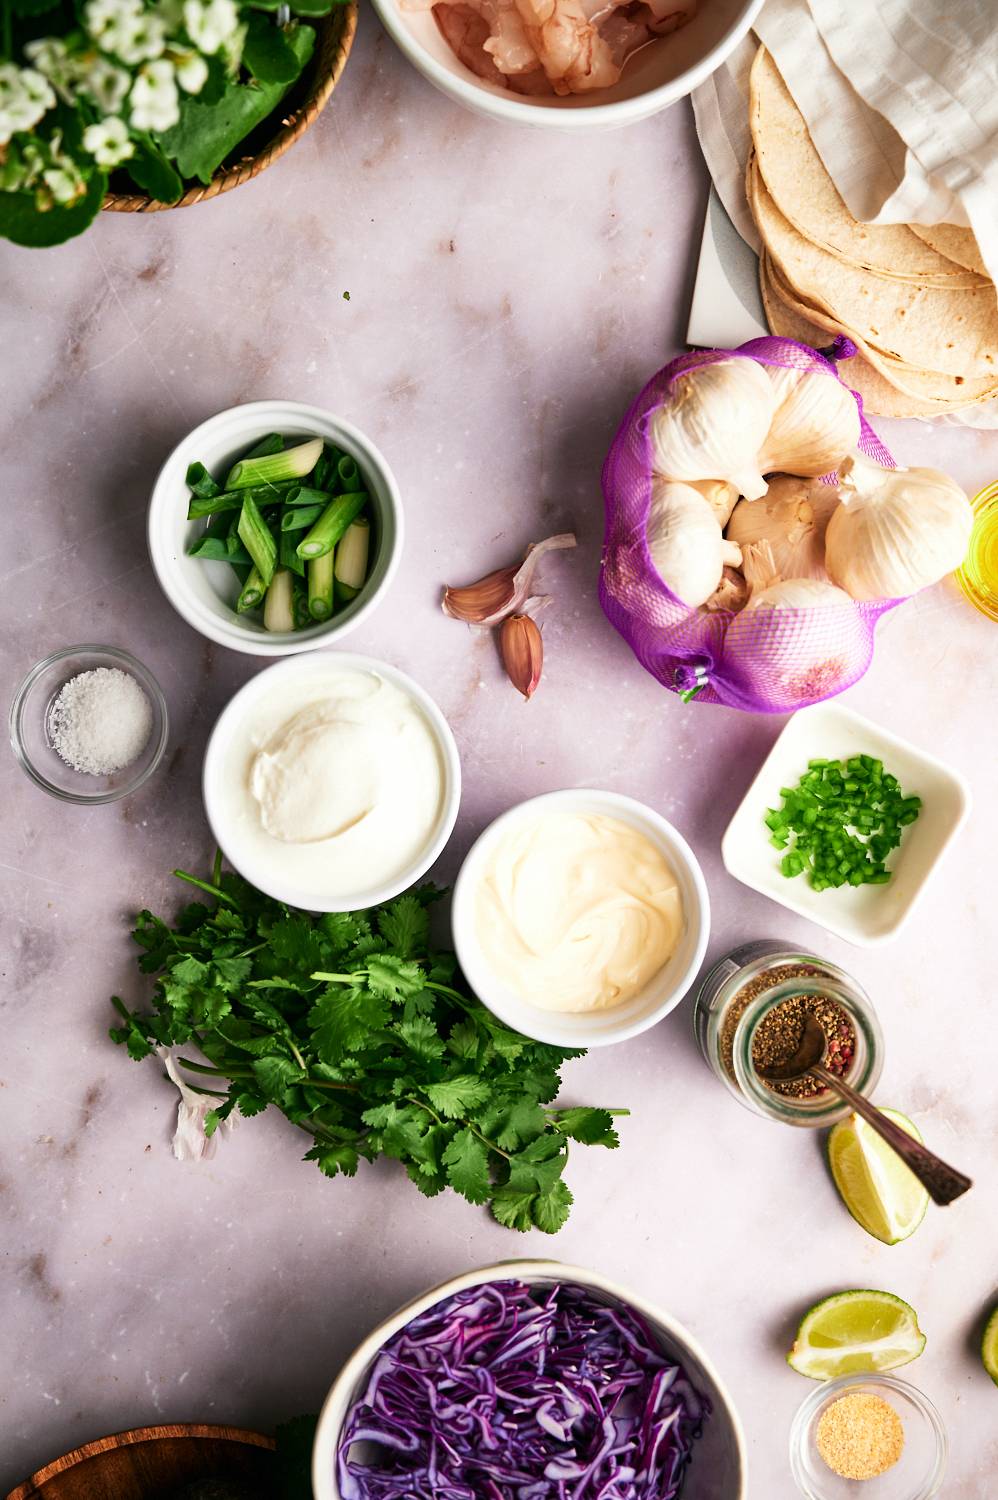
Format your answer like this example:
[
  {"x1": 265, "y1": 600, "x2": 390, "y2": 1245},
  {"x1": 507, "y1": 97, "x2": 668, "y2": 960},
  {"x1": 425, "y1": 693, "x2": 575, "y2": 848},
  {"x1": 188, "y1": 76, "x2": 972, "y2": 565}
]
[{"x1": 337, "y1": 1279, "x2": 710, "y2": 1500}]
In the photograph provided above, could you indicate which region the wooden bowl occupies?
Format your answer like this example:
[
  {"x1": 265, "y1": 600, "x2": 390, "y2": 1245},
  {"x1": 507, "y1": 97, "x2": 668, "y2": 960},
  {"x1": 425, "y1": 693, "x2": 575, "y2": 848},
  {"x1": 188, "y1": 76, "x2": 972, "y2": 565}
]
[
  {"x1": 102, "y1": 4, "x2": 357, "y2": 213},
  {"x1": 6, "y1": 1423, "x2": 276, "y2": 1499}
]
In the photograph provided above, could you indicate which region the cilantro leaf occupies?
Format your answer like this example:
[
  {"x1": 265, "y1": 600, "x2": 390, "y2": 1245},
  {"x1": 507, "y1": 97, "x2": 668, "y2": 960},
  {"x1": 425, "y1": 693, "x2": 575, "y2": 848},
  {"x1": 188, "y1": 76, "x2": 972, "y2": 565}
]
[
  {"x1": 442, "y1": 1127, "x2": 491, "y2": 1204},
  {"x1": 532, "y1": 1179, "x2": 573, "y2": 1233},
  {"x1": 490, "y1": 1185, "x2": 537, "y2": 1231},
  {"x1": 424, "y1": 1075, "x2": 492, "y2": 1119},
  {"x1": 365, "y1": 953, "x2": 426, "y2": 1001},
  {"x1": 551, "y1": 1106, "x2": 622, "y2": 1147},
  {"x1": 377, "y1": 893, "x2": 429, "y2": 958},
  {"x1": 395, "y1": 1017, "x2": 446, "y2": 1060},
  {"x1": 304, "y1": 1140, "x2": 360, "y2": 1177},
  {"x1": 309, "y1": 985, "x2": 390, "y2": 1059}
]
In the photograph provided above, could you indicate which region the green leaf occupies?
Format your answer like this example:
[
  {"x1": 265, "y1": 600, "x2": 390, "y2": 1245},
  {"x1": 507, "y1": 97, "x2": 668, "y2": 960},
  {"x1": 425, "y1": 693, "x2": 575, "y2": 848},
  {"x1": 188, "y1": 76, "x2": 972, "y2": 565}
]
[
  {"x1": 309, "y1": 985, "x2": 389, "y2": 1060},
  {"x1": 11, "y1": 0, "x2": 63, "y2": 13},
  {"x1": 447, "y1": 1019, "x2": 480, "y2": 1060},
  {"x1": 212, "y1": 955, "x2": 253, "y2": 990},
  {"x1": 550, "y1": 1106, "x2": 621, "y2": 1148},
  {"x1": 377, "y1": 894, "x2": 429, "y2": 958},
  {"x1": 490, "y1": 1185, "x2": 536, "y2": 1232},
  {"x1": 395, "y1": 1017, "x2": 445, "y2": 1061},
  {"x1": 532, "y1": 1179, "x2": 573, "y2": 1234},
  {"x1": 252, "y1": 1054, "x2": 303, "y2": 1103},
  {"x1": 365, "y1": 953, "x2": 425, "y2": 1001},
  {"x1": 442, "y1": 1128, "x2": 491, "y2": 1204},
  {"x1": 319, "y1": 910, "x2": 364, "y2": 953},
  {"x1": 158, "y1": 24, "x2": 314, "y2": 185},
  {"x1": 424, "y1": 1075, "x2": 492, "y2": 1120},
  {"x1": 494, "y1": 1098, "x2": 547, "y2": 1151},
  {"x1": 0, "y1": 170, "x2": 107, "y2": 248},
  {"x1": 267, "y1": 915, "x2": 325, "y2": 974},
  {"x1": 190, "y1": 985, "x2": 232, "y2": 1028},
  {"x1": 124, "y1": 134, "x2": 184, "y2": 205},
  {"x1": 243, "y1": 12, "x2": 304, "y2": 83},
  {"x1": 304, "y1": 1140, "x2": 360, "y2": 1177},
  {"x1": 235, "y1": 1091, "x2": 268, "y2": 1117},
  {"x1": 171, "y1": 955, "x2": 209, "y2": 985}
]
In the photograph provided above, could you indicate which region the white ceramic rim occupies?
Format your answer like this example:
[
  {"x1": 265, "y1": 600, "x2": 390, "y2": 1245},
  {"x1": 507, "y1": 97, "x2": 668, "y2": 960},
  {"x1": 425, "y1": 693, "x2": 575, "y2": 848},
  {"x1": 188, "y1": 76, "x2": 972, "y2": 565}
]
[
  {"x1": 312, "y1": 1258, "x2": 749, "y2": 1499},
  {"x1": 370, "y1": 0, "x2": 764, "y2": 128},
  {"x1": 202, "y1": 652, "x2": 461, "y2": 911},
  {"x1": 788, "y1": 1372, "x2": 947, "y2": 1500},
  {"x1": 720, "y1": 702, "x2": 972, "y2": 949},
  {"x1": 451, "y1": 788, "x2": 710, "y2": 1046},
  {"x1": 147, "y1": 400, "x2": 404, "y2": 658}
]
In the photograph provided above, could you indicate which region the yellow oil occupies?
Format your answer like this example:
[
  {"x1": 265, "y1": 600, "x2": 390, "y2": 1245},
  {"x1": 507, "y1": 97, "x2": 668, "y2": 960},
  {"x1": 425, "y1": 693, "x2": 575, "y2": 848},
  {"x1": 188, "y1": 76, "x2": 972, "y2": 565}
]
[{"x1": 956, "y1": 481, "x2": 998, "y2": 623}]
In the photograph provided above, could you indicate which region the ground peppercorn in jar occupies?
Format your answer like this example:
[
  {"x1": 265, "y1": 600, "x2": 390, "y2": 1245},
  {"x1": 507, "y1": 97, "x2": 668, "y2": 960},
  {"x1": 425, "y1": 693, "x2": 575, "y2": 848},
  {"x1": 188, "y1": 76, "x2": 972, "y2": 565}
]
[{"x1": 693, "y1": 941, "x2": 883, "y2": 1126}]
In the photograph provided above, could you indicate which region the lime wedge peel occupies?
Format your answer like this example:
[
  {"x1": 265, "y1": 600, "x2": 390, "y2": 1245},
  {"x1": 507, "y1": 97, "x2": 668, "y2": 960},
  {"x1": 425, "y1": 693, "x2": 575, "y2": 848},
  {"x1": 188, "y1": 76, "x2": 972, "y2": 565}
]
[
  {"x1": 788, "y1": 1289, "x2": 927, "y2": 1380},
  {"x1": 828, "y1": 1109, "x2": 930, "y2": 1245},
  {"x1": 982, "y1": 1306, "x2": 998, "y2": 1387}
]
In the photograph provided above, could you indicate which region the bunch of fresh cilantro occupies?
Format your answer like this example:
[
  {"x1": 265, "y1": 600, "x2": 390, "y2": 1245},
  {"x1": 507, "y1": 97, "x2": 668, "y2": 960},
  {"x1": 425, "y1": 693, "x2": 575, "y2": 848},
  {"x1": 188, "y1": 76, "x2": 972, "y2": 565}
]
[{"x1": 111, "y1": 862, "x2": 626, "y2": 1233}]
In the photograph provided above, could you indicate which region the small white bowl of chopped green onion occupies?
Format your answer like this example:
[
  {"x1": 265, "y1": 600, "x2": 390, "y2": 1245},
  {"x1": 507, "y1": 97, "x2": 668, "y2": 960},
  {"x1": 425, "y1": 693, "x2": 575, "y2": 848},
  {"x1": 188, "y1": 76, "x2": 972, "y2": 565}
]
[
  {"x1": 721, "y1": 702, "x2": 971, "y2": 947},
  {"x1": 9, "y1": 645, "x2": 168, "y2": 804},
  {"x1": 147, "y1": 401, "x2": 402, "y2": 656}
]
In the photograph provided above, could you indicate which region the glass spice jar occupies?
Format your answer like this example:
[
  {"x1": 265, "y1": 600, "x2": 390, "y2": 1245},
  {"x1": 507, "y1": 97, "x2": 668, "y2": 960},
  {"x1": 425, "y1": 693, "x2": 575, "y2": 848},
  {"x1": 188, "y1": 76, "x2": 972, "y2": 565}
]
[{"x1": 692, "y1": 940, "x2": 884, "y2": 1127}]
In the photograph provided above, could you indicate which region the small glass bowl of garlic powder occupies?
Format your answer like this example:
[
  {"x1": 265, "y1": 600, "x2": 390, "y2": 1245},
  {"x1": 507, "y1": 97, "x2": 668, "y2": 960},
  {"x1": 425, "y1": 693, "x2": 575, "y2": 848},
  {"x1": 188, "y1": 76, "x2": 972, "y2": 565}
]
[
  {"x1": 790, "y1": 1373, "x2": 947, "y2": 1500},
  {"x1": 10, "y1": 646, "x2": 168, "y2": 804},
  {"x1": 453, "y1": 789, "x2": 710, "y2": 1049}
]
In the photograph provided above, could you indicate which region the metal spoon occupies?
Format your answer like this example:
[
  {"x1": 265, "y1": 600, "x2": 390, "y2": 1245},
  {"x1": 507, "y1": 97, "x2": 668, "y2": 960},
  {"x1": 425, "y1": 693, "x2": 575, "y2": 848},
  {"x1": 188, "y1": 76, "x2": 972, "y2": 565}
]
[{"x1": 755, "y1": 1014, "x2": 972, "y2": 1206}]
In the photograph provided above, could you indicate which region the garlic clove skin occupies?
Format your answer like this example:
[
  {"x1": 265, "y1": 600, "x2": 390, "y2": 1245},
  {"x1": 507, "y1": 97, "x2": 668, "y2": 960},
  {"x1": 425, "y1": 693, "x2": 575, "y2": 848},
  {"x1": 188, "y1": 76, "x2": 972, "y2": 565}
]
[
  {"x1": 741, "y1": 538, "x2": 853, "y2": 610},
  {"x1": 648, "y1": 358, "x2": 775, "y2": 500},
  {"x1": 443, "y1": 532, "x2": 576, "y2": 625},
  {"x1": 759, "y1": 366, "x2": 861, "y2": 478},
  {"x1": 726, "y1": 474, "x2": 839, "y2": 581},
  {"x1": 826, "y1": 455, "x2": 974, "y2": 600},
  {"x1": 646, "y1": 478, "x2": 733, "y2": 608},
  {"x1": 701, "y1": 565, "x2": 750, "y2": 613},
  {"x1": 691, "y1": 478, "x2": 739, "y2": 527}
]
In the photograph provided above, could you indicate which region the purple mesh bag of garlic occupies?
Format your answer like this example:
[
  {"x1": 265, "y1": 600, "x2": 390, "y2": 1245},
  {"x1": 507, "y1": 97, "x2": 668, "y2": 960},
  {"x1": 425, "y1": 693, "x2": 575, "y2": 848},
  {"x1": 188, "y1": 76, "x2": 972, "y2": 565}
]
[{"x1": 599, "y1": 335, "x2": 899, "y2": 713}]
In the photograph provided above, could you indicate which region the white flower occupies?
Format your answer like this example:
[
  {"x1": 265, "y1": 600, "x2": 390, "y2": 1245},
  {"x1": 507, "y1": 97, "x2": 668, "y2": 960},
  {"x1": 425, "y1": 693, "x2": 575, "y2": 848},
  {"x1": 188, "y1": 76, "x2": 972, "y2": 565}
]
[
  {"x1": 23, "y1": 37, "x2": 69, "y2": 79},
  {"x1": 128, "y1": 58, "x2": 179, "y2": 131},
  {"x1": 78, "y1": 55, "x2": 132, "y2": 111},
  {"x1": 102, "y1": 10, "x2": 168, "y2": 62},
  {"x1": 182, "y1": 0, "x2": 239, "y2": 55},
  {"x1": 0, "y1": 63, "x2": 56, "y2": 145},
  {"x1": 84, "y1": 0, "x2": 142, "y2": 39},
  {"x1": 173, "y1": 50, "x2": 208, "y2": 92},
  {"x1": 83, "y1": 114, "x2": 134, "y2": 165},
  {"x1": 42, "y1": 164, "x2": 83, "y2": 203}
]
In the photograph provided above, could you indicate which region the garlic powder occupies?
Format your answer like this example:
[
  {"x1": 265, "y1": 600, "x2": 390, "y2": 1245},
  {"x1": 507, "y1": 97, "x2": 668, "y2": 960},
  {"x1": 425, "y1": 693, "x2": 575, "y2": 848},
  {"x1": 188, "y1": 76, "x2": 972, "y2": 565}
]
[{"x1": 48, "y1": 666, "x2": 153, "y2": 775}]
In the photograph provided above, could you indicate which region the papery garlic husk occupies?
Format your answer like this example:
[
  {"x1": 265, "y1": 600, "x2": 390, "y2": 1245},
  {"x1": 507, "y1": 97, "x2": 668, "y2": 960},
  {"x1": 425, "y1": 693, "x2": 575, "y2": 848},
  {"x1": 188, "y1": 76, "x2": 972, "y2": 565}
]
[
  {"x1": 741, "y1": 539, "x2": 854, "y2": 610},
  {"x1": 701, "y1": 565, "x2": 750, "y2": 613},
  {"x1": 648, "y1": 359, "x2": 775, "y2": 500},
  {"x1": 691, "y1": 478, "x2": 739, "y2": 527},
  {"x1": 500, "y1": 613, "x2": 543, "y2": 699},
  {"x1": 726, "y1": 475, "x2": 839, "y2": 581},
  {"x1": 646, "y1": 478, "x2": 742, "y2": 608},
  {"x1": 728, "y1": 541, "x2": 868, "y2": 707},
  {"x1": 759, "y1": 366, "x2": 861, "y2": 478},
  {"x1": 825, "y1": 454, "x2": 974, "y2": 601},
  {"x1": 442, "y1": 532, "x2": 576, "y2": 625},
  {"x1": 158, "y1": 1048, "x2": 234, "y2": 1161}
]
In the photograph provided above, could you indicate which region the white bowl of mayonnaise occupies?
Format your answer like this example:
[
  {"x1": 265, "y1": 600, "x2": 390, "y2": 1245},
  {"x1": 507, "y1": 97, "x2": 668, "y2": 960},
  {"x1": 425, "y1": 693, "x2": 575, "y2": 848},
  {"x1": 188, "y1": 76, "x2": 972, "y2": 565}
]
[
  {"x1": 452, "y1": 789, "x2": 710, "y2": 1047},
  {"x1": 203, "y1": 654, "x2": 461, "y2": 911}
]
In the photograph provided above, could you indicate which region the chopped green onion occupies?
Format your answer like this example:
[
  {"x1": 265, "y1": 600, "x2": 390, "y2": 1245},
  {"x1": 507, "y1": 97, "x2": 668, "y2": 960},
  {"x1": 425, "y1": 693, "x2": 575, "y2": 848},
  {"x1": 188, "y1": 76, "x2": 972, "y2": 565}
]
[
  {"x1": 186, "y1": 461, "x2": 221, "y2": 501},
  {"x1": 236, "y1": 566, "x2": 265, "y2": 613},
  {"x1": 283, "y1": 485, "x2": 332, "y2": 508},
  {"x1": 308, "y1": 551, "x2": 335, "y2": 621},
  {"x1": 279, "y1": 525, "x2": 306, "y2": 578},
  {"x1": 281, "y1": 503, "x2": 324, "y2": 532},
  {"x1": 243, "y1": 432, "x2": 285, "y2": 461},
  {"x1": 237, "y1": 493, "x2": 277, "y2": 586},
  {"x1": 296, "y1": 492, "x2": 366, "y2": 562},
  {"x1": 334, "y1": 515, "x2": 370, "y2": 602},
  {"x1": 264, "y1": 567, "x2": 295, "y2": 633},
  {"x1": 225, "y1": 437, "x2": 323, "y2": 491}
]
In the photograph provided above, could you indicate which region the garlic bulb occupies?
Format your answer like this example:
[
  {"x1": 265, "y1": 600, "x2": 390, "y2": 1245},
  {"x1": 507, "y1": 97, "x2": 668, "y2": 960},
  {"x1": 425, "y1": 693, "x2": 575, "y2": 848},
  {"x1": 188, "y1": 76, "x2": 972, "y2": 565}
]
[
  {"x1": 646, "y1": 479, "x2": 742, "y2": 608},
  {"x1": 741, "y1": 539, "x2": 854, "y2": 611},
  {"x1": 727, "y1": 541, "x2": 868, "y2": 708},
  {"x1": 825, "y1": 454, "x2": 974, "y2": 601},
  {"x1": 726, "y1": 475, "x2": 839, "y2": 581},
  {"x1": 648, "y1": 359, "x2": 775, "y2": 500},
  {"x1": 701, "y1": 566, "x2": 750, "y2": 613},
  {"x1": 691, "y1": 479, "x2": 739, "y2": 527},
  {"x1": 759, "y1": 366, "x2": 861, "y2": 477}
]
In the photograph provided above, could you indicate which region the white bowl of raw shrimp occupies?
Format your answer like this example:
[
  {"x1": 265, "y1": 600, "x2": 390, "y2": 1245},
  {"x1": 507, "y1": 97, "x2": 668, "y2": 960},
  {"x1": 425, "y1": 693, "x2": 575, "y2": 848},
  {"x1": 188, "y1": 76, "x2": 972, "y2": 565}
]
[{"x1": 371, "y1": 0, "x2": 763, "y2": 128}]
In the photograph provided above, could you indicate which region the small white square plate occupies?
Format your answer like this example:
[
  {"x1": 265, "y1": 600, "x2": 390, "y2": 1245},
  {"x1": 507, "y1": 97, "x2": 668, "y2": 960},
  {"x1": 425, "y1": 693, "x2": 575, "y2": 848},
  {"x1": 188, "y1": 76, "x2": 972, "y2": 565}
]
[{"x1": 721, "y1": 702, "x2": 971, "y2": 947}]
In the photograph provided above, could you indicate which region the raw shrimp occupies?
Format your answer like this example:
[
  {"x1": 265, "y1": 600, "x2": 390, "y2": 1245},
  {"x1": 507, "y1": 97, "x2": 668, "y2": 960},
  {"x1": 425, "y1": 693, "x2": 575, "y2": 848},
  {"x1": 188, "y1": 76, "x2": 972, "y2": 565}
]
[
  {"x1": 513, "y1": 0, "x2": 620, "y2": 93},
  {"x1": 433, "y1": 0, "x2": 509, "y2": 80}
]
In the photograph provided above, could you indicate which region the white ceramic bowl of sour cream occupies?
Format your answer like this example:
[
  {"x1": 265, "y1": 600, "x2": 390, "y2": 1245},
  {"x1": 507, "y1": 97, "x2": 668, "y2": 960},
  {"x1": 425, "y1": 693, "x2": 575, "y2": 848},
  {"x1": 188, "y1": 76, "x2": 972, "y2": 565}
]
[
  {"x1": 452, "y1": 789, "x2": 710, "y2": 1047},
  {"x1": 148, "y1": 400, "x2": 402, "y2": 657},
  {"x1": 203, "y1": 654, "x2": 461, "y2": 911},
  {"x1": 372, "y1": 0, "x2": 763, "y2": 130}
]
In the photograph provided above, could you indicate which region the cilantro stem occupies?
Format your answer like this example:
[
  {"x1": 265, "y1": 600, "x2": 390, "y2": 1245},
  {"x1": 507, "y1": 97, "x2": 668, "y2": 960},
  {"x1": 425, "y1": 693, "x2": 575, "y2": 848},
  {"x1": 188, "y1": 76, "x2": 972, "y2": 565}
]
[
  {"x1": 211, "y1": 848, "x2": 223, "y2": 888},
  {"x1": 288, "y1": 1039, "x2": 307, "y2": 1070},
  {"x1": 172, "y1": 869, "x2": 239, "y2": 908},
  {"x1": 177, "y1": 1056, "x2": 358, "y2": 1093},
  {"x1": 405, "y1": 1096, "x2": 514, "y2": 1162}
]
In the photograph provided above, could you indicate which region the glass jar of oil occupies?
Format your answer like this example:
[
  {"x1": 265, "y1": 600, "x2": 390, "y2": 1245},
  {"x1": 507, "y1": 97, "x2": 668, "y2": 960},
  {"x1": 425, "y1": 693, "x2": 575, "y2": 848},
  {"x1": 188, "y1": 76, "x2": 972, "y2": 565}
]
[{"x1": 956, "y1": 481, "x2": 998, "y2": 622}]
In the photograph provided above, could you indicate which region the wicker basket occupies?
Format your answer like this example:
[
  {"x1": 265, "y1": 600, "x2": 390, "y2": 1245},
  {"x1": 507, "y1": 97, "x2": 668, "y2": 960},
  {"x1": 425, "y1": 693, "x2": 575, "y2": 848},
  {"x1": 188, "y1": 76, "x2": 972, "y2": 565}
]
[{"x1": 102, "y1": 3, "x2": 358, "y2": 213}]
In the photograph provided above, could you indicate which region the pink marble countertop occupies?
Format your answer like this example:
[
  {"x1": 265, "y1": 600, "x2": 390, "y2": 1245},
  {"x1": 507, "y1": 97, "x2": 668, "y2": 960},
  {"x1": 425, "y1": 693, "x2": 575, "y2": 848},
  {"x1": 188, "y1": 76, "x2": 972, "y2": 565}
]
[{"x1": 3, "y1": 16, "x2": 998, "y2": 1496}]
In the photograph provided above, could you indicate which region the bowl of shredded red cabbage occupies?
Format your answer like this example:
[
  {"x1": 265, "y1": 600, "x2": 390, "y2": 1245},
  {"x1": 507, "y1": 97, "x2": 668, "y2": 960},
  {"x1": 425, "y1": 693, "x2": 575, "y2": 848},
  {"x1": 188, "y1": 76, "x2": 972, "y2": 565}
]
[{"x1": 331, "y1": 1277, "x2": 715, "y2": 1500}]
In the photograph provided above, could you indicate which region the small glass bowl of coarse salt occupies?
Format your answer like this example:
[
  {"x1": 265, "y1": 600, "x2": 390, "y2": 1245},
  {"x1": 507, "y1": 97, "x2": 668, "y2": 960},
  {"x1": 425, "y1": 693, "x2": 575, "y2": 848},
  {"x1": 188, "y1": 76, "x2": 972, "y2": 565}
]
[{"x1": 10, "y1": 646, "x2": 168, "y2": 804}]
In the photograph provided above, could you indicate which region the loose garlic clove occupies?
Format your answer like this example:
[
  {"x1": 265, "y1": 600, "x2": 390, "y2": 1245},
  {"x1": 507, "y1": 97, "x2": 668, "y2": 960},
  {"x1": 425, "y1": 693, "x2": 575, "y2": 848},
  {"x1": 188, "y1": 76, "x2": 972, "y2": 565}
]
[
  {"x1": 648, "y1": 359, "x2": 775, "y2": 500},
  {"x1": 500, "y1": 614, "x2": 543, "y2": 699},
  {"x1": 825, "y1": 454, "x2": 973, "y2": 600},
  {"x1": 442, "y1": 532, "x2": 576, "y2": 625},
  {"x1": 759, "y1": 366, "x2": 861, "y2": 478},
  {"x1": 646, "y1": 478, "x2": 737, "y2": 608}
]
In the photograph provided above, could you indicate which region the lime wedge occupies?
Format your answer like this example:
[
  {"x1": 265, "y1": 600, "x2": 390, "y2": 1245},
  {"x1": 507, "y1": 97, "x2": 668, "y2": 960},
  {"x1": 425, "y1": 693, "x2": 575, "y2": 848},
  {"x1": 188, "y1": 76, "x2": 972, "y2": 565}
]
[
  {"x1": 788, "y1": 1290, "x2": 926, "y2": 1380},
  {"x1": 828, "y1": 1109, "x2": 929, "y2": 1245},
  {"x1": 982, "y1": 1306, "x2": 998, "y2": 1386}
]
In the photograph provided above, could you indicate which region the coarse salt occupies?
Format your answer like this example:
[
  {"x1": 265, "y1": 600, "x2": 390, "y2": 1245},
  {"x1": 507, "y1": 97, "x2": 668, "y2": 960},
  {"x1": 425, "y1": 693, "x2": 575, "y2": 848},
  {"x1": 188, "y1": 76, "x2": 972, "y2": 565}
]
[{"x1": 48, "y1": 667, "x2": 153, "y2": 776}]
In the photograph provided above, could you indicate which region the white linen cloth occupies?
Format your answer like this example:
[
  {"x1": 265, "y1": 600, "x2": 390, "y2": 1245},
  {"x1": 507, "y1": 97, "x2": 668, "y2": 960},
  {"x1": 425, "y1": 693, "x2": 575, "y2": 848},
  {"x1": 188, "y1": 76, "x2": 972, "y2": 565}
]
[{"x1": 691, "y1": 0, "x2": 998, "y2": 282}]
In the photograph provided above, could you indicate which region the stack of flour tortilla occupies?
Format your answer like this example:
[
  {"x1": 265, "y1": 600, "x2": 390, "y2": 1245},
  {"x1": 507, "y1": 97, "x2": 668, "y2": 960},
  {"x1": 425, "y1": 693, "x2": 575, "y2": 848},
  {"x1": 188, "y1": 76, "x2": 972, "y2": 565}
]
[{"x1": 747, "y1": 47, "x2": 998, "y2": 421}]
